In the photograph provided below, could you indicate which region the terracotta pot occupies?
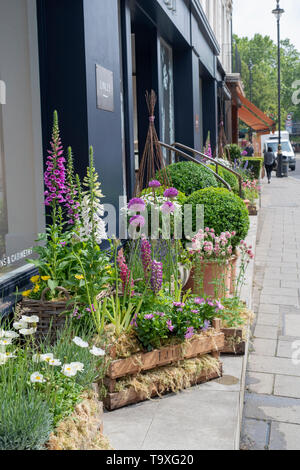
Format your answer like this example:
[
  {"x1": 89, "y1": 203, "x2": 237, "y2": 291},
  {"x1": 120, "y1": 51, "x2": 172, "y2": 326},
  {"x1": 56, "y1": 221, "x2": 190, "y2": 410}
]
[
  {"x1": 185, "y1": 259, "x2": 231, "y2": 298},
  {"x1": 229, "y1": 254, "x2": 239, "y2": 295}
]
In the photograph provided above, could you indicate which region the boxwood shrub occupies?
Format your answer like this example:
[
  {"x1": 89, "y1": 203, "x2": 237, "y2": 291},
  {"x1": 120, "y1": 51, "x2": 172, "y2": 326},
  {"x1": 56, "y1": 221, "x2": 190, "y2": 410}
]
[
  {"x1": 207, "y1": 165, "x2": 239, "y2": 194},
  {"x1": 157, "y1": 161, "x2": 218, "y2": 197},
  {"x1": 185, "y1": 187, "x2": 250, "y2": 248},
  {"x1": 242, "y1": 157, "x2": 263, "y2": 180}
]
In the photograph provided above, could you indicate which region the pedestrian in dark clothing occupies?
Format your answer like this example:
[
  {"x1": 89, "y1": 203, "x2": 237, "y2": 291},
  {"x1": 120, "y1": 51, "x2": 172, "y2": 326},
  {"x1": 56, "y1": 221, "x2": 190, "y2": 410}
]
[
  {"x1": 245, "y1": 142, "x2": 254, "y2": 157},
  {"x1": 264, "y1": 147, "x2": 276, "y2": 183}
]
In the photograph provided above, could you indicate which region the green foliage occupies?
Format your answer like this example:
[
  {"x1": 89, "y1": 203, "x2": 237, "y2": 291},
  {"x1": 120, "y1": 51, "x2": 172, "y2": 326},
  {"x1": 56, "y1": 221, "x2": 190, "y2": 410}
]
[
  {"x1": 221, "y1": 168, "x2": 240, "y2": 194},
  {"x1": 0, "y1": 392, "x2": 52, "y2": 450},
  {"x1": 226, "y1": 144, "x2": 242, "y2": 161},
  {"x1": 185, "y1": 188, "x2": 250, "y2": 248},
  {"x1": 242, "y1": 157, "x2": 263, "y2": 180},
  {"x1": 157, "y1": 161, "x2": 218, "y2": 197},
  {"x1": 234, "y1": 34, "x2": 300, "y2": 125}
]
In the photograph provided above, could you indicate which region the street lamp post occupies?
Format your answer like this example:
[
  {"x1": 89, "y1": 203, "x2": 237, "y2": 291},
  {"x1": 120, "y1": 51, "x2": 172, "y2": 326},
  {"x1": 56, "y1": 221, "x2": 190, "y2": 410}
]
[
  {"x1": 272, "y1": 0, "x2": 284, "y2": 178},
  {"x1": 248, "y1": 59, "x2": 254, "y2": 142}
]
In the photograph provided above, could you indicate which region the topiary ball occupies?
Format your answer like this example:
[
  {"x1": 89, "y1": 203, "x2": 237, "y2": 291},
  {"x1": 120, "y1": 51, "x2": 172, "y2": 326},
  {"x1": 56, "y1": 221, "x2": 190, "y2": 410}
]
[
  {"x1": 185, "y1": 187, "x2": 250, "y2": 248},
  {"x1": 157, "y1": 161, "x2": 218, "y2": 197}
]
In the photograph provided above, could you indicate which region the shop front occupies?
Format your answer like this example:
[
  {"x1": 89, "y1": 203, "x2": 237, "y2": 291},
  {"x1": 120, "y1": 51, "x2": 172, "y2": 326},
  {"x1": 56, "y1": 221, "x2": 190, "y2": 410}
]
[{"x1": 0, "y1": 0, "x2": 222, "y2": 315}]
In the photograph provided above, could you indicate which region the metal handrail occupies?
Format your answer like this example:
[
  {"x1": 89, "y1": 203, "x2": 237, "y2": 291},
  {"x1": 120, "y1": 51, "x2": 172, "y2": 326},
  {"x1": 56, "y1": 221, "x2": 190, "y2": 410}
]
[
  {"x1": 158, "y1": 141, "x2": 231, "y2": 192},
  {"x1": 171, "y1": 142, "x2": 243, "y2": 197}
]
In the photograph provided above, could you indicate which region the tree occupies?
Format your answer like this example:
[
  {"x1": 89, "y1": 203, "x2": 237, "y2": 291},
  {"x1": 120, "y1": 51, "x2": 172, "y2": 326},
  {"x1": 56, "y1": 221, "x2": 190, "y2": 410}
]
[{"x1": 234, "y1": 34, "x2": 300, "y2": 127}]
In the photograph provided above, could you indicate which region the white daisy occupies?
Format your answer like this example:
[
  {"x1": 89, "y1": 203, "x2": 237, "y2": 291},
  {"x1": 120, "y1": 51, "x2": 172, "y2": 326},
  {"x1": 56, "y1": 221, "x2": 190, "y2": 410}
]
[
  {"x1": 13, "y1": 321, "x2": 28, "y2": 330},
  {"x1": 70, "y1": 362, "x2": 84, "y2": 372},
  {"x1": 61, "y1": 364, "x2": 78, "y2": 377},
  {"x1": 72, "y1": 336, "x2": 89, "y2": 348},
  {"x1": 30, "y1": 372, "x2": 46, "y2": 383},
  {"x1": 19, "y1": 328, "x2": 37, "y2": 336},
  {"x1": 21, "y1": 315, "x2": 39, "y2": 324},
  {"x1": 90, "y1": 345, "x2": 106, "y2": 357}
]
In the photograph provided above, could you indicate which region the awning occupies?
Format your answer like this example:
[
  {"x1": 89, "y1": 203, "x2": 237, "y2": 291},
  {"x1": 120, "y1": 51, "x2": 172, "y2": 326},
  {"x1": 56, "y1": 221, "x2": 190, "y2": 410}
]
[{"x1": 237, "y1": 92, "x2": 275, "y2": 133}]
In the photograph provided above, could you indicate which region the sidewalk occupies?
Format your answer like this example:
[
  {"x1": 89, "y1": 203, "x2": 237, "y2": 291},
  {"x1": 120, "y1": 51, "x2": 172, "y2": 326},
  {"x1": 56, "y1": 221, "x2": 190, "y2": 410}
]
[
  {"x1": 103, "y1": 222, "x2": 258, "y2": 450},
  {"x1": 241, "y1": 174, "x2": 300, "y2": 450}
]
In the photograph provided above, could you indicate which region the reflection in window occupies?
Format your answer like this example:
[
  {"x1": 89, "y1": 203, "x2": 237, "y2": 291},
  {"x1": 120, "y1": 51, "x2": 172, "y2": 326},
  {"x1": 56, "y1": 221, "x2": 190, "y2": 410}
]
[{"x1": 160, "y1": 38, "x2": 175, "y2": 163}]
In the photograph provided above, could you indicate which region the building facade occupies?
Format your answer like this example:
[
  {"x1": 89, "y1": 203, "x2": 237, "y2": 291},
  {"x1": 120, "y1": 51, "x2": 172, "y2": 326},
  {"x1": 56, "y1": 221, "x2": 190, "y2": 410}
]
[{"x1": 0, "y1": 0, "x2": 234, "y2": 314}]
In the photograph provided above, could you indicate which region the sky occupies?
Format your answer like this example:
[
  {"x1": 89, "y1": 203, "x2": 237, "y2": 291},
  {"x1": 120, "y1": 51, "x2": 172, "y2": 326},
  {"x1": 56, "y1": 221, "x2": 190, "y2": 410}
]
[{"x1": 234, "y1": 0, "x2": 300, "y2": 52}]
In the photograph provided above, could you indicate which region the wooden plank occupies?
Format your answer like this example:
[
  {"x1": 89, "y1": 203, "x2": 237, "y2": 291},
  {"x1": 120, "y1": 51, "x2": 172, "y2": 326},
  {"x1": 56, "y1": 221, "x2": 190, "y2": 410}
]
[
  {"x1": 221, "y1": 328, "x2": 245, "y2": 355},
  {"x1": 104, "y1": 363, "x2": 223, "y2": 411},
  {"x1": 107, "y1": 332, "x2": 225, "y2": 379}
]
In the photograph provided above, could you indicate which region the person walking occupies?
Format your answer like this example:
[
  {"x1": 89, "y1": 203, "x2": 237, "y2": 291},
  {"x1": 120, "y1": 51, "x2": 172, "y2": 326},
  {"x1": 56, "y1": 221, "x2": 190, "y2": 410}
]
[
  {"x1": 264, "y1": 146, "x2": 276, "y2": 184},
  {"x1": 245, "y1": 141, "x2": 254, "y2": 157}
]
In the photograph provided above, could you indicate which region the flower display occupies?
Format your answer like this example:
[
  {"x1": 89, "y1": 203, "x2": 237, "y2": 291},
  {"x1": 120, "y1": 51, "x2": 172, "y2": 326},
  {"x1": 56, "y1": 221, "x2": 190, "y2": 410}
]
[
  {"x1": 163, "y1": 187, "x2": 179, "y2": 199},
  {"x1": 141, "y1": 237, "x2": 152, "y2": 280},
  {"x1": 189, "y1": 228, "x2": 234, "y2": 260},
  {"x1": 150, "y1": 260, "x2": 163, "y2": 294},
  {"x1": 161, "y1": 201, "x2": 175, "y2": 214},
  {"x1": 129, "y1": 215, "x2": 145, "y2": 228},
  {"x1": 149, "y1": 180, "x2": 161, "y2": 188},
  {"x1": 44, "y1": 111, "x2": 66, "y2": 206},
  {"x1": 117, "y1": 251, "x2": 134, "y2": 295},
  {"x1": 128, "y1": 198, "x2": 146, "y2": 212}
]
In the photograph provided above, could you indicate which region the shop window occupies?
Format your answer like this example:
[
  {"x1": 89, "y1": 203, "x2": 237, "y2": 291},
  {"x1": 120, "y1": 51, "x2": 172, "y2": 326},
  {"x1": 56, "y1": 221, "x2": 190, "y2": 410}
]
[
  {"x1": 160, "y1": 38, "x2": 175, "y2": 163},
  {"x1": 0, "y1": 1, "x2": 44, "y2": 284}
]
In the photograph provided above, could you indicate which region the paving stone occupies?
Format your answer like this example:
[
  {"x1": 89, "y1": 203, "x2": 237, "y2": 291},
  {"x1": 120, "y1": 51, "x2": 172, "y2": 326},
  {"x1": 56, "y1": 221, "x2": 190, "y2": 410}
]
[
  {"x1": 281, "y1": 280, "x2": 300, "y2": 289},
  {"x1": 240, "y1": 418, "x2": 269, "y2": 451},
  {"x1": 260, "y1": 295, "x2": 299, "y2": 307},
  {"x1": 256, "y1": 314, "x2": 280, "y2": 327},
  {"x1": 251, "y1": 338, "x2": 277, "y2": 357},
  {"x1": 248, "y1": 355, "x2": 300, "y2": 377},
  {"x1": 284, "y1": 314, "x2": 300, "y2": 337},
  {"x1": 246, "y1": 372, "x2": 274, "y2": 395},
  {"x1": 277, "y1": 340, "x2": 294, "y2": 358},
  {"x1": 244, "y1": 393, "x2": 300, "y2": 424},
  {"x1": 274, "y1": 375, "x2": 300, "y2": 399},
  {"x1": 254, "y1": 325, "x2": 278, "y2": 340},
  {"x1": 259, "y1": 304, "x2": 280, "y2": 314},
  {"x1": 269, "y1": 422, "x2": 300, "y2": 450},
  {"x1": 261, "y1": 287, "x2": 298, "y2": 297}
]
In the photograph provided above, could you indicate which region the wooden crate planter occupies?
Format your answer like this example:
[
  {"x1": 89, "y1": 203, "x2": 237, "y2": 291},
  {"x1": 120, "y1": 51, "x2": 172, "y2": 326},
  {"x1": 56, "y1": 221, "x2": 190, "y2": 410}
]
[
  {"x1": 221, "y1": 328, "x2": 245, "y2": 356},
  {"x1": 248, "y1": 204, "x2": 258, "y2": 216},
  {"x1": 22, "y1": 287, "x2": 72, "y2": 338},
  {"x1": 103, "y1": 319, "x2": 224, "y2": 411},
  {"x1": 104, "y1": 360, "x2": 223, "y2": 411}
]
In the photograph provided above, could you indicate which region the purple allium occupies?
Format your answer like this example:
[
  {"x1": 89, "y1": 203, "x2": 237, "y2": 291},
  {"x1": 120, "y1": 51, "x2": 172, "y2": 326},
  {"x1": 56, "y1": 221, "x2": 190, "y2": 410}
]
[
  {"x1": 202, "y1": 320, "x2": 211, "y2": 332},
  {"x1": 161, "y1": 201, "x2": 175, "y2": 214},
  {"x1": 149, "y1": 180, "x2": 161, "y2": 189},
  {"x1": 163, "y1": 187, "x2": 179, "y2": 199},
  {"x1": 167, "y1": 320, "x2": 174, "y2": 332},
  {"x1": 129, "y1": 215, "x2": 145, "y2": 227},
  {"x1": 44, "y1": 111, "x2": 66, "y2": 206},
  {"x1": 128, "y1": 197, "x2": 146, "y2": 212},
  {"x1": 144, "y1": 314, "x2": 154, "y2": 320},
  {"x1": 185, "y1": 326, "x2": 195, "y2": 340},
  {"x1": 150, "y1": 260, "x2": 163, "y2": 294},
  {"x1": 194, "y1": 297, "x2": 205, "y2": 305},
  {"x1": 141, "y1": 238, "x2": 152, "y2": 280}
]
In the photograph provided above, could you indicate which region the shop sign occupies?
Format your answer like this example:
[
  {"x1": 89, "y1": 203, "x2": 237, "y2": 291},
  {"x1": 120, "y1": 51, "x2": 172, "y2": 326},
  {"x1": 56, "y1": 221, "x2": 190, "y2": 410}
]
[{"x1": 96, "y1": 65, "x2": 114, "y2": 112}]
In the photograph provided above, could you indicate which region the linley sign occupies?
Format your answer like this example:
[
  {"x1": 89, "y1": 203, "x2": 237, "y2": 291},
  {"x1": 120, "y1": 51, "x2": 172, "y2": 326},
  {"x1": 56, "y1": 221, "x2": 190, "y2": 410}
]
[{"x1": 96, "y1": 65, "x2": 114, "y2": 112}]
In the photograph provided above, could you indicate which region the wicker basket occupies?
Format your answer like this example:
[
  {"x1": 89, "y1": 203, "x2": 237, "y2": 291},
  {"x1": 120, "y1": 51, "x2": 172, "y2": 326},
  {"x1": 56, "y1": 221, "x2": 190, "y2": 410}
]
[{"x1": 21, "y1": 287, "x2": 72, "y2": 337}]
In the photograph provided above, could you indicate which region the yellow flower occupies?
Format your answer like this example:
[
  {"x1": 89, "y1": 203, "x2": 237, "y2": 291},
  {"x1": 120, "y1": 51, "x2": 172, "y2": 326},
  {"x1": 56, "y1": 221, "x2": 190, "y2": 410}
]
[
  {"x1": 41, "y1": 276, "x2": 51, "y2": 281},
  {"x1": 33, "y1": 284, "x2": 40, "y2": 293},
  {"x1": 30, "y1": 276, "x2": 40, "y2": 284},
  {"x1": 75, "y1": 275, "x2": 84, "y2": 280},
  {"x1": 105, "y1": 265, "x2": 112, "y2": 271},
  {"x1": 22, "y1": 290, "x2": 32, "y2": 298}
]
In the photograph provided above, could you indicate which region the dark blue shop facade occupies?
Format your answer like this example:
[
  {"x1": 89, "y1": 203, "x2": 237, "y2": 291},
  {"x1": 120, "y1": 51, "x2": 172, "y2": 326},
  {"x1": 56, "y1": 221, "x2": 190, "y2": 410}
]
[{"x1": 0, "y1": 0, "x2": 227, "y2": 314}]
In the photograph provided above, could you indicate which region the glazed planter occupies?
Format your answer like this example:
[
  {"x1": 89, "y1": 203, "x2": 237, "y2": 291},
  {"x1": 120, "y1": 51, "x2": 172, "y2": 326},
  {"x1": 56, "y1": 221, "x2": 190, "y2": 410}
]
[
  {"x1": 103, "y1": 319, "x2": 224, "y2": 411},
  {"x1": 185, "y1": 259, "x2": 232, "y2": 299}
]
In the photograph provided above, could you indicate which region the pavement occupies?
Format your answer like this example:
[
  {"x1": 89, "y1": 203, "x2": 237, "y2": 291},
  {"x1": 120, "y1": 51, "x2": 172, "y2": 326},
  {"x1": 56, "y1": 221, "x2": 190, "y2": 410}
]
[
  {"x1": 241, "y1": 159, "x2": 300, "y2": 451},
  {"x1": 103, "y1": 220, "x2": 258, "y2": 450}
]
